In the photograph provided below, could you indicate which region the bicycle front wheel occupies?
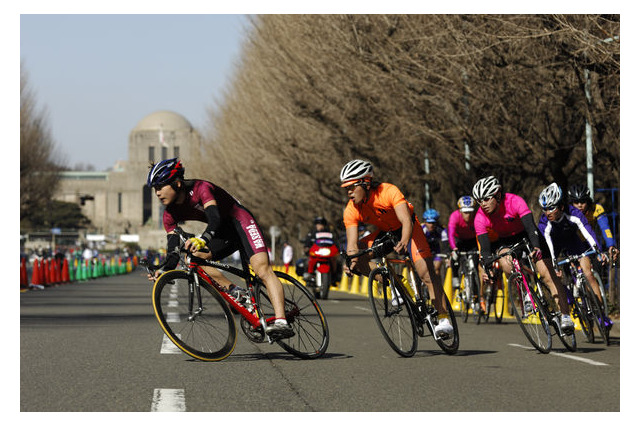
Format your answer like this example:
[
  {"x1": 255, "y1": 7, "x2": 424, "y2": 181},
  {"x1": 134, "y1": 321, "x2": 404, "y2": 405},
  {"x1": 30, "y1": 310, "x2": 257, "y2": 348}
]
[
  {"x1": 584, "y1": 282, "x2": 610, "y2": 345},
  {"x1": 507, "y1": 273, "x2": 552, "y2": 354},
  {"x1": 368, "y1": 268, "x2": 418, "y2": 357},
  {"x1": 433, "y1": 295, "x2": 459, "y2": 354},
  {"x1": 152, "y1": 270, "x2": 237, "y2": 361},
  {"x1": 255, "y1": 271, "x2": 329, "y2": 359},
  {"x1": 573, "y1": 283, "x2": 595, "y2": 343},
  {"x1": 535, "y1": 281, "x2": 576, "y2": 352}
]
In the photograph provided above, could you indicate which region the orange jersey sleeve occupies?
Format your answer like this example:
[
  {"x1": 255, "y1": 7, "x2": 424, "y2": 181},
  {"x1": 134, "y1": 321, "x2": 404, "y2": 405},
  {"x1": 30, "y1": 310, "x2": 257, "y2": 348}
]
[{"x1": 343, "y1": 183, "x2": 413, "y2": 231}]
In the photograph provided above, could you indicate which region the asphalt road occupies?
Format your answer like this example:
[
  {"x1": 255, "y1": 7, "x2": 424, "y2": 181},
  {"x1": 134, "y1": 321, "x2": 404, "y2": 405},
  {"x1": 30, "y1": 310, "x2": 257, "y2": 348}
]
[{"x1": 20, "y1": 268, "x2": 621, "y2": 412}]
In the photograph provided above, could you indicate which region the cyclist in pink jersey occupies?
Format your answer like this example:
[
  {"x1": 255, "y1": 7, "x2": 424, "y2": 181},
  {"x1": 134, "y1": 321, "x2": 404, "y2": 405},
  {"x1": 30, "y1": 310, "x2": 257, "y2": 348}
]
[
  {"x1": 472, "y1": 176, "x2": 574, "y2": 334},
  {"x1": 146, "y1": 158, "x2": 293, "y2": 339},
  {"x1": 447, "y1": 196, "x2": 479, "y2": 291}
]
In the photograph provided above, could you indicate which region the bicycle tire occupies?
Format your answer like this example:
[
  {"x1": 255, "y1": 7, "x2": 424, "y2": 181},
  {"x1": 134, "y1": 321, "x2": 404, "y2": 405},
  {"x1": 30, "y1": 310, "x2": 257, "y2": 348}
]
[
  {"x1": 584, "y1": 282, "x2": 610, "y2": 345},
  {"x1": 460, "y1": 273, "x2": 470, "y2": 323},
  {"x1": 592, "y1": 270, "x2": 608, "y2": 314},
  {"x1": 493, "y1": 277, "x2": 505, "y2": 323},
  {"x1": 471, "y1": 272, "x2": 482, "y2": 325},
  {"x1": 433, "y1": 295, "x2": 459, "y2": 354},
  {"x1": 319, "y1": 272, "x2": 331, "y2": 300},
  {"x1": 368, "y1": 268, "x2": 418, "y2": 357},
  {"x1": 535, "y1": 280, "x2": 576, "y2": 352},
  {"x1": 152, "y1": 270, "x2": 237, "y2": 361},
  {"x1": 507, "y1": 273, "x2": 552, "y2": 354},
  {"x1": 572, "y1": 281, "x2": 595, "y2": 343},
  {"x1": 255, "y1": 271, "x2": 329, "y2": 359}
]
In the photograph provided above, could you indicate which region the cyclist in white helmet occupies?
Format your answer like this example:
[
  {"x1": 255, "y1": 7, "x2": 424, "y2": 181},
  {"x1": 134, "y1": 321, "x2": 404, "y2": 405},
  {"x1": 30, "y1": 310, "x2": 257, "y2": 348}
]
[
  {"x1": 340, "y1": 159, "x2": 454, "y2": 336},
  {"x1": 472, "y1": 176, "x2": 574, "y2": 334},
  {"x1": 537, "y1": 183, "x2": 613, "y2": 329}
]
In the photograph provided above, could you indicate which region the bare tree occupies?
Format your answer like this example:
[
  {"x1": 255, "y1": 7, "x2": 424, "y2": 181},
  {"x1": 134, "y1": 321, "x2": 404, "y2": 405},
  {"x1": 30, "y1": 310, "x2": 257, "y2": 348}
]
[
  {"x1": 20, "y1": 64, "x2": 64, "y2": 229},
  {"x1": 202, "y1": 15, "x2": 619, "y2": 244}
]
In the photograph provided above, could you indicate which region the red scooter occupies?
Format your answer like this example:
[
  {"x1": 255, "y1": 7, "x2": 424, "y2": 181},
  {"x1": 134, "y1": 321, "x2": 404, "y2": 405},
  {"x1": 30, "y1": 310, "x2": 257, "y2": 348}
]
[{"x1": 306, "y1": 243, "x2": 339, "y2": 299}]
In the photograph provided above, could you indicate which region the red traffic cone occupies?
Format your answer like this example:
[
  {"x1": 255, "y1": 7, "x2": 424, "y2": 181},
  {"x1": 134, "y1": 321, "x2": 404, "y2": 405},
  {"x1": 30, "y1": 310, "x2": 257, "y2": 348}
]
[
  {"x1": 48, "y1": 260, "x2": 56, "y2": 285},
  {"x1": 55, "y1": 259, "x2": 62, "y2": 283},
  {"x1": 31, "y1": 259, "x2": 41, "y2": 286},
  {"x1": 61, "y1": 259, "x2": 70, "y2": 283},
  {"x1": 21, "y1": 258, "x2": 28, "y2": 289}
]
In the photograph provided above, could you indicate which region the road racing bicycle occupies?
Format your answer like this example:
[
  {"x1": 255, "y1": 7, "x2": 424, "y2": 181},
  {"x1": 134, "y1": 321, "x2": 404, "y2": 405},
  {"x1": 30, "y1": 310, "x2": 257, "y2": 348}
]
[
  {"x1": 557, "y1": 249, "x2": 610, "y2": 345},
  {"x1": 344, "y1": 232, "x2": 459, "y2": 357},
  {"x1": 142, "y1": 227, "x2": 330, "y2": 361},
  {"x1": 487, "y1": 238, "x2": 576, "y2": 353}
]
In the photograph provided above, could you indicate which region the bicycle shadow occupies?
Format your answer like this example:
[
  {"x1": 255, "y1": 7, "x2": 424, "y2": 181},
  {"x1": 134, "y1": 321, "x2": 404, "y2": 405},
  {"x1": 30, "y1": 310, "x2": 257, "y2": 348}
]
[
  {"x1": 412, "y1": 349, "x2": 498, "y2": 357},
  {"x1": 184, "y1": 351, "x2": 353, "y2": 363}
]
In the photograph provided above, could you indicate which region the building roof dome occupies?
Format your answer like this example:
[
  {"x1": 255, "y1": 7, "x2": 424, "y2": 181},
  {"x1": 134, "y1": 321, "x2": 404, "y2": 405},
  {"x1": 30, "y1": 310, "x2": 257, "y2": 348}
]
[{"x1": 133, "y1": 110, "x2": 193, "y2": 132}]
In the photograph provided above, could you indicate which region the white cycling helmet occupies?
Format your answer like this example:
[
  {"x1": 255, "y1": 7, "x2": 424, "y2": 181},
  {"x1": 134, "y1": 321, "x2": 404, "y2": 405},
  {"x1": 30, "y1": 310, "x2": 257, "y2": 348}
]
[
  {"x1": 538, "y1": 182, "x2": 563, "y2": 210},
  {"x1": 472, "y1": 176, "x2": 501, "y2": 201},
  {"x1": 340, "y1": 159, "x2": 373, "y2": 187}
]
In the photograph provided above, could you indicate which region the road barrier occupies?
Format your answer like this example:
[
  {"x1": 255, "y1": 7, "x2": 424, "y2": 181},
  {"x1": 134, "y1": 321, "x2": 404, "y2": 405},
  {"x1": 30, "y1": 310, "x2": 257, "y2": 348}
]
[{"x1": 21, "y1": 255, "x2": 140, "y2": 291}]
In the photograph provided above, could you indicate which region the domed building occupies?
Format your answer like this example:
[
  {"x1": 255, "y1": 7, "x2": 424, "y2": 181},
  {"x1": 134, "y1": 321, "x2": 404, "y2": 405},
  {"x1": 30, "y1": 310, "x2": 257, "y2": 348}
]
[{"x1": 54, "y1": 110, "x2": 203, "y2": 249}]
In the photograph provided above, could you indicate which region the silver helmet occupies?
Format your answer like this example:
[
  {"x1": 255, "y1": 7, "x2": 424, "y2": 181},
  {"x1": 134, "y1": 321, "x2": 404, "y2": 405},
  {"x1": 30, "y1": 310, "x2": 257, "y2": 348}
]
[
  {"x1": 538, "y1": 182, "x2": 563, "y2": 210},
  {"x1": 472, "y1": 176, "x2": 501, "y2": 201},
  {"x1": 340, "y1": 159, "x2": 373, "y2": 186}
]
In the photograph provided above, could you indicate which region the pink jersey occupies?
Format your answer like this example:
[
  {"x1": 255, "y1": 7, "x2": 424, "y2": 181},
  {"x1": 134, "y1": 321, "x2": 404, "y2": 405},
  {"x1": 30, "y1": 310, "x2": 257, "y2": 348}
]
[
  {"x1": 447, "y1": 209, "x2": 476, "y2": 250},
  {"x1": 474, "y1": 193, "x2": 531, "y2": 239}
]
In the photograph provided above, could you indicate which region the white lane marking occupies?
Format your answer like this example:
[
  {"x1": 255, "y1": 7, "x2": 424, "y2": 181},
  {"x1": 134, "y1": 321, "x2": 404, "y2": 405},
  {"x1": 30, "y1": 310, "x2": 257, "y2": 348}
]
[
  {"x1": 508, "y1": 343, "x2": 608, "y2": 366},
  {"x1": 355, "y1": 306, "x2": 371, "y2": 313},
  {"x1": 151, "y1": 388, "x2": 186, "y2": 412},
  {"x1": 166, "y1": 312, "x2": 180, "y2": 323},
  {"x1": 161, "y1": 334, "x2": 183, "y2": 354}
]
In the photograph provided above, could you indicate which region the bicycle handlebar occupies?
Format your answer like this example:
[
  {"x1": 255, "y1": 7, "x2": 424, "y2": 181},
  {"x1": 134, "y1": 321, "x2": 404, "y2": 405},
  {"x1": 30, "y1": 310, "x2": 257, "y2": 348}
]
[
  {"x1": 140, "y1": 226, "x2": 210, "y2": 275},
  {"x1": 482, "y1": 238, "x2": 532, "y2": 266},
  {"x1": 556, "y1": 249, "x2": 598, "y2": 266}
]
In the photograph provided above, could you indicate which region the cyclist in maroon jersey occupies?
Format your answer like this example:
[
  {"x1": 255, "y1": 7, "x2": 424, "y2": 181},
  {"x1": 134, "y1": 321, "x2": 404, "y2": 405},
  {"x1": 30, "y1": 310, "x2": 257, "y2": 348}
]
[{"x1": 146, "y1": 158, "x2": 293, "y2": 339}]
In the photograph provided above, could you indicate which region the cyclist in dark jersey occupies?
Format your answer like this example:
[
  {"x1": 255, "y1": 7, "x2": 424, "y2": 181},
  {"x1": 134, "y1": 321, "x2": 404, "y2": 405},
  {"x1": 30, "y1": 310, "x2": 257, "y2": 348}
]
[{"x1": 146, "y1": 158, "x2": 293, "y2": 339}]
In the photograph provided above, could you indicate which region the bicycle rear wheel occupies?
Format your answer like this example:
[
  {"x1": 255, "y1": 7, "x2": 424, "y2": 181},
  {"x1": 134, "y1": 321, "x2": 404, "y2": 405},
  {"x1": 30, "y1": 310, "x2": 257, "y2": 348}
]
[
  {"x1": 152, "y1": 270, "x2": 237, "y2": 361},
  {"x1": 460, "y1": 273, "x2": 471, "y2": 323},
  {"x1": 493, "y1": 277, "x2": 505, "y2": 323},
  {"x1": 255, "y1": 271, "x2": 329, "y2": 359},
  {"x1": 507, "y1": 273, "x2": 552, "y2": 354},
  {"x1": 368, "y1": 268, "x2": 418, "y2": 357}
]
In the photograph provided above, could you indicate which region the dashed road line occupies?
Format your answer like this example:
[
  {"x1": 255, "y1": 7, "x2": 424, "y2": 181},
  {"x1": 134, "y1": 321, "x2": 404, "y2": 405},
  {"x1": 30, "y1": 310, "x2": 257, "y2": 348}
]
[
  {"x1": 508, "y1": 343, "x2": 608, "y2": 365},
  {"x1": 161, "y1": 334, "x2": 182, "y2": 354},
  {"x1": 151, "y1": 388, "x2": 186, "y2": 411}
]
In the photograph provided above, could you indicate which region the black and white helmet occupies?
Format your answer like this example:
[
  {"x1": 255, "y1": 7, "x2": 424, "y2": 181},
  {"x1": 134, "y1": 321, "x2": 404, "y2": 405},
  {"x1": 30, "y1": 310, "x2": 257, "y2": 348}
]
[
  {"x1": 340, "y1": 159, "x2": 373, "y2": 186},
  {"x1": 567, "y1": 183, "x2": 591, "y2": 203},
  {"x1": 538, "y1": 183, "x2": 563, "y2": 209},
  {"x1": 472, "y1": 176, "x2": 501, "y2": 201}
]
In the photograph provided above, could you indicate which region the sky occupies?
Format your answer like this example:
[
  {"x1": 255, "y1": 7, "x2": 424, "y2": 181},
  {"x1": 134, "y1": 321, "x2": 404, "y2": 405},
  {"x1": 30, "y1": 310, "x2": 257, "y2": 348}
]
[{"x1": 20, "y1": 14, "x2": 251, "y2": 171}]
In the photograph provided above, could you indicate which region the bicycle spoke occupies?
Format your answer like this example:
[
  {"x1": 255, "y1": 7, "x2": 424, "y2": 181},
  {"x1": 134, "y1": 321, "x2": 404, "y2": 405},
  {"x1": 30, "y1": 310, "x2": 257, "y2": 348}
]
[
  {"x1": 368, "y1": 269, "x2": 417, "y2": 357},
  {"x1": 153, "y1": 271, "x2": 237, "y2": 361}
]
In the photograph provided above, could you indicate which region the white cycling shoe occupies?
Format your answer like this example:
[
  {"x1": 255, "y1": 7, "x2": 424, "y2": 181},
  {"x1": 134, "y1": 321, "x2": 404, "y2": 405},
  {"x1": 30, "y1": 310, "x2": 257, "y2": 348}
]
[{"x1": 434, "y1": 317, "x2": 453, "y2": 337}]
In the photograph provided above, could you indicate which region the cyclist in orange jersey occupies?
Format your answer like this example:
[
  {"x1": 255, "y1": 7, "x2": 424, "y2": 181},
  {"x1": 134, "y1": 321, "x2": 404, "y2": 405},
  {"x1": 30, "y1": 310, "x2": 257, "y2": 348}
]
[{"x1": 340, "y1": 159, "x2": 453, "y2": 336}]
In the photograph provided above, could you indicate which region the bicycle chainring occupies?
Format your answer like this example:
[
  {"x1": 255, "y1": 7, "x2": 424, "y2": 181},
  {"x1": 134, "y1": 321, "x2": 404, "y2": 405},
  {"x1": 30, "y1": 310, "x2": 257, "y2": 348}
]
[{"x1": 240, "y1": 316, "x2": 265, "y2": 343}]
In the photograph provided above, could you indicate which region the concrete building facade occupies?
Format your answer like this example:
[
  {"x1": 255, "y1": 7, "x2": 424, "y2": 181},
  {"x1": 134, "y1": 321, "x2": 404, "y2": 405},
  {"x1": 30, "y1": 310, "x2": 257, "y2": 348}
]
[{"x1": 54, "y1": 110, "x2": 203, "y2": 249}]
